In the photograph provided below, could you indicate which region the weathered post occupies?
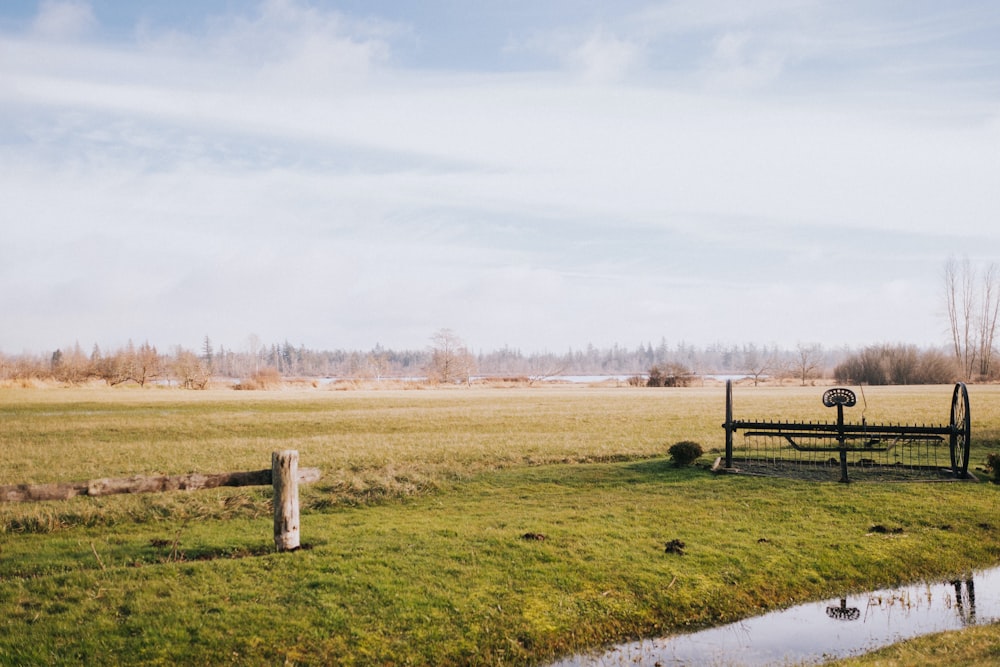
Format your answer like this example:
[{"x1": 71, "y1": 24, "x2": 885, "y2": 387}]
[
  {"x1": 272, "y1": 450, "x2": 301, "y2": 552},
  {"x1": 724, "y1": 380, "x2": 734, "y2": 468}
]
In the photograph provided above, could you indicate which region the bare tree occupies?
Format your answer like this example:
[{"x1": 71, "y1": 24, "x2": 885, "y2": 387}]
[
  {"x1": 95, "y1": 346, "x2": 128, "y2": 386},
  {"x1": 794, "y1": 342, "x2": 824, "y2": 386},
  {"x1": 978, "y1": 263, "x2": 1000, "y2": 378},
  {"x1": 741, "y1": 343, "x2": 780, "y2": 386},
  {"x1": 945, "y1": 257, "x2": 1000, "y2": 381},
  {"x1": 945, "y1": 257, "x2": 976, "y2": 380},
  {"x1": 246, "y1": 334, "x2": 262, "y2": 376},
  {"x1": 171, "y1": 347, "x2": 211, "y2": 389},
  {"x1": 427, "y1": 329, "x2": 476, "y2": 385},
  {"x1": 366, "y1": 346, "x2": 390, "y2": 382},
  {"x1": 92, "y1": 341, "x2": 161, "y2": 386},
  {"x1": 50, "y1": 343, "x2": 92, "y2": 383},
  {"x1": 526, "y1": 355, "x2": 568, "y2": 384},
  {"x1": 132, "y1": 341, "x2": 162, "y2": 386}
]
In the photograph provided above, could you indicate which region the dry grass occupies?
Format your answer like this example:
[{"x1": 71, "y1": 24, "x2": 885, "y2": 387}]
[
  {"x1": 2, "y1": 382, "x2": 999, "y2": 529},
  {"x1": 0, "y1": 384, "x2": 716, "y2": 482},
  {"x1": 4, "y1": 382, "x2": 999, "y2": 481}
]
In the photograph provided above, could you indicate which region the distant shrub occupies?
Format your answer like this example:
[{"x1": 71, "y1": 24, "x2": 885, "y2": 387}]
[
  {"x1": 234, "y1": 367, "x2": 282, "y2": 390},
  {"x1": 833, "y1": 344, "x2": 958, "y2": 385},
  {"x1": 482, "y1": 376, "x2": 530, "y2": 386},
  {"x1": 647, "y1": 363, "x2": 692, "y2": 387},
  {"x1": 668, "y1": 441, "x2": 703, "y2": 466}
]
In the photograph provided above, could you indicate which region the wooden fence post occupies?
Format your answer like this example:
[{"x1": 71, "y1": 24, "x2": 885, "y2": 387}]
[{"x1": 272, "y1": 450, "x2": 301, "y2": 552}]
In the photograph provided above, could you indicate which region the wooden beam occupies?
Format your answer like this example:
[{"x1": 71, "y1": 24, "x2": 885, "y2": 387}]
[{"x1": 0, "y1": 467, "x2": 321, "y2": 504}]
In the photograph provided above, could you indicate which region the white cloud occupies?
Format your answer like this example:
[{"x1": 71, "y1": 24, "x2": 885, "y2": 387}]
[
  {"x1": 700, "y1": 31, "x2": 785, "y2": 89},
  {"x1": 563, "y1": 29, "x2": 645, "y2": 82},
  {"x1": 31, "y1": 0, "x2": 96, "y2": 40},
  {"x1": 1, "y1": 1, "x2": 999, "y2": 353},
  {"x1": 201, "y1": 0, "x2": 394, "y2": 89}
]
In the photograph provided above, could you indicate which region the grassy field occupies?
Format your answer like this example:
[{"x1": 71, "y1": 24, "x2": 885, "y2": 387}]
[{"x1": 1, "y1": 382, "x2": 1000, "y2": 665}]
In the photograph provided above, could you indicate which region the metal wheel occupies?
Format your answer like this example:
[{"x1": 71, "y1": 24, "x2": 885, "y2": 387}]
[{"x1": 950, "y1": 383, "x2": 971, "y2": 477}]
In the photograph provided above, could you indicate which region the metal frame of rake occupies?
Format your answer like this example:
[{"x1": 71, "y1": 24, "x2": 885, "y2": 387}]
[{"x1": 722, "y1": 381, "x2": 971, "y2": 483}]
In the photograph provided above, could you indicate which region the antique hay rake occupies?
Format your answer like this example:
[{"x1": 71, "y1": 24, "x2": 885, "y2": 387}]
[{"x1": 722, "y1": 381, "x2": 971, "y2": 483}]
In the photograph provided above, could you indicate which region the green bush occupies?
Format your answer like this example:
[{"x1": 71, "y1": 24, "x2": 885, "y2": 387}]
[
  {"x1": 668, "y1": 440, "x2": 703, "y2": 466},
  {"x1": 985, "y1": 453, "x2": 1000, "y2": 483}
]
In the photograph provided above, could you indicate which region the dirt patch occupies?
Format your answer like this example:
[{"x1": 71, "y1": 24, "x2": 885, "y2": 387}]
[{"x1": 664, "y1": 539, "x2": 686, "y2": 555}]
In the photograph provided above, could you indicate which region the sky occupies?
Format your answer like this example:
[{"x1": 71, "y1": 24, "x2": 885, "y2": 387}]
[{"x1": 2, "y1": 0, "x2": 999, "y2": 356}]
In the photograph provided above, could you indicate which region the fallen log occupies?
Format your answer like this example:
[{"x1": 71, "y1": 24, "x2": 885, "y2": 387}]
[{"x1": 0, "y1": 467, "x2": 321, "y2": 503}]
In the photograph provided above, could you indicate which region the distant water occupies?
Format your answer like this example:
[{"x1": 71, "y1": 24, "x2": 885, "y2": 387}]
[{"x1": 279, "y1": 374, "x2": 748, "y2": 385}]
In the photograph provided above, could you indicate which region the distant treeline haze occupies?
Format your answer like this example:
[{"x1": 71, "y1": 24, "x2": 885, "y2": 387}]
[{"x1": 0, "y1": 334, "x2": 982, "y2": 387}]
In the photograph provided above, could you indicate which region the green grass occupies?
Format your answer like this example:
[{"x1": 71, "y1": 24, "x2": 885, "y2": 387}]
[
  {"x1": 2, "y1": 383, "x2": 1000, "y2": 665},
  {"x1": 829, "y1": 621, "x2": 1000, "y2": 666}
]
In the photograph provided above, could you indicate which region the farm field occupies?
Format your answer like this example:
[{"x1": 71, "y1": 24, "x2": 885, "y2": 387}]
[{"x1": 2, "y1": 383, "x2": 1000, "y2": 665}]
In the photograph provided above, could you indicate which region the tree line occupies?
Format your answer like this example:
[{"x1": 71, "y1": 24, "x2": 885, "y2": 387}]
[
  {"x1": 0, "y1": 332, "x2": 949, "y2": 388},
  {"x1": 2, "y1": 260, "x2": 996, "y2": 388},
  {"x1": 0, "y1": 337, "x2": 991, "y2": 389}
]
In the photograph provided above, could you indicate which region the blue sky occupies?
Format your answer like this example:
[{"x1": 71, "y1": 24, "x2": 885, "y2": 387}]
[{"x1": 2, "y1": 1, "x2": 999, "y2": 355}]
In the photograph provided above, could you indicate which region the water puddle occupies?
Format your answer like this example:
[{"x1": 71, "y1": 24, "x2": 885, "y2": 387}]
[{"x1": 551, "y1": 565, "x2": 1000, "y2": 666}]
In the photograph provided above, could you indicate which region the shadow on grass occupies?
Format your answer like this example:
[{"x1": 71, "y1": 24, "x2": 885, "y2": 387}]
[
  {"x1": 499, "y1": 456, "x2": 714, "y2": 490},
  {"x1": 625, "y1": 458, "x2": 690, "y2": 475},
  {"x1": 140, "y1": 539, "x2": 329, "y2": 565}
]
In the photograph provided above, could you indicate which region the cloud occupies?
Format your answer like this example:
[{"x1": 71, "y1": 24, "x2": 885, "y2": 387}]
[
  {"x1": 699, "y1": 31, "x2": 785, "y2": 89},
  {"x1": 559, "y1": 29, "x2": 646, "y2": 82},
  {"x1": 200, "y1": 0, "x2": 395, "y2": 89},
  {"x1": 1, "y1": 1, "x2": 999, "y2": 354},
  {"x1": 31, "y1": 0, "x2": 96, "y2": 40}
]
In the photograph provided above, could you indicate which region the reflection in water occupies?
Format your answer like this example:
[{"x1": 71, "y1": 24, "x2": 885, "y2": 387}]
[
  {"x1": 826, "y1": 598, "x2": 861, "y2": 621},
  {"x1": 953, "y1": 578, "x2": 976, "y2": 626},
  {"x1": 551, "y1": 568, "x2": 999, "y2": 666}
]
